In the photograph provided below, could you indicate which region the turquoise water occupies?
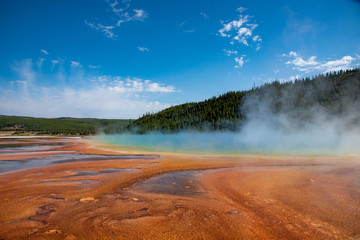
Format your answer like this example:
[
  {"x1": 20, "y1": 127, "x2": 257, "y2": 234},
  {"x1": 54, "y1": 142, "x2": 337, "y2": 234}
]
[
  {"x1": 92, "y1": 132, "x2": 351, "y2": 156},
  {"x1": 94, "y1": 133, "x2": 251, "y2": 154}
]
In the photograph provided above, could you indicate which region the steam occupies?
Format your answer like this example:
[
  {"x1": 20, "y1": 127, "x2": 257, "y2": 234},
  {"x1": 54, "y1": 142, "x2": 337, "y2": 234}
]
[
  {"x1": 238, "y1": 75, "x2": 360, "y2": 154},
  {"x1": 96, "y1": 71, "x2": 360, "y2": 155}
]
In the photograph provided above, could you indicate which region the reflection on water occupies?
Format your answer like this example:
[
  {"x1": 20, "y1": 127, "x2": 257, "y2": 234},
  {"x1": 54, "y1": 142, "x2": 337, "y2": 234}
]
[
  {"x1": 0, "y1": 143, "x2": 65, "y2": 154},
  {"x1": 134, "y1": 170, "x2": 206, "y2": 196},
  {"x1": 94, "y1": 133, "x2": 353, "y2": 155},
  {"x1": 0, "y1": 153, "x2": 158, "y2": 173},
  {"x1": 40, "y1": 179, "x2": 96, "y2": 184},
  {"x1": 65, "y1": 168, "x2": 134, "y2": 177}
]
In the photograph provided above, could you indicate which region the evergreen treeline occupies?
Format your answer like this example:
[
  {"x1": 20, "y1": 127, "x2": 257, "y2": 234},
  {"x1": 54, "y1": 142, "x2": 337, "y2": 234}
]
[
  {"x1": 0, "y1": 116, "x2": 130, "y2": 135},
  {"x1": 133, "y1": 69, "x2": 360, "y2": 133},
  {"x1": 133, "y1": 91, "x2": 248, "y2": 132}
]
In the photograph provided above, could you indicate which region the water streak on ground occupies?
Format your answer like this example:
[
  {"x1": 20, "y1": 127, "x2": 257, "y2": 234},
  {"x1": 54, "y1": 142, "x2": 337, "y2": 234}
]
[{"x1": 0, "y1": 137, "x2": 359, "y2": 240}]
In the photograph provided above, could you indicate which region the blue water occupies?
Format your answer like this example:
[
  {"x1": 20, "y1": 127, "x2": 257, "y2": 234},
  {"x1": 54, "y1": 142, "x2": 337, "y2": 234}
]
[
  {"x1": 94, "y1": 133, "x2": 246, "y2": 154},
  {"x1": 92, "y1": 132, "x2": 341, "y2": 155}
]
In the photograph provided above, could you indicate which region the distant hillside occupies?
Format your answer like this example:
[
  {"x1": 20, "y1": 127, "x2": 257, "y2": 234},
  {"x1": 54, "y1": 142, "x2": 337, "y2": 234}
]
[
  {"x1": 134, "y1": 69, "x2": 360, "y2": 133},
  {"x1": 1, "y1": 69, "x2": 359, "y2": 135},
  {"x1": 133, "y1": 91, "x2": 248, "y2": 132},
  {"x1": 0, "y1": 116, "x2": 130, "y2": 135}
]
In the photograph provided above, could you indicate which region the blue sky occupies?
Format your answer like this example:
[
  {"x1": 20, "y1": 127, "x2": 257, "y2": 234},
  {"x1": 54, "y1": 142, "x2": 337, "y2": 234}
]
[{"x1": 0, "y1": 0, "x2": 359, "y2": 118}]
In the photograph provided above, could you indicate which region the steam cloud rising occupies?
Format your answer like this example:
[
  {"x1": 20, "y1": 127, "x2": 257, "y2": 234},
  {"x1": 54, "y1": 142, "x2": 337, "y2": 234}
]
[
  {"x1": 97, "y1": 71, "x2": 360, "y2": 155},
  {"x1": 238, "y1": 82, "x2": 360, "y2": 154}
]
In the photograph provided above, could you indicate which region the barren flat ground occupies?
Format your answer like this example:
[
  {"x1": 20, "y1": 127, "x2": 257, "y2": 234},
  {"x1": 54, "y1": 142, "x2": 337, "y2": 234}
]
[{"x1": 0, "y1": 137, "x2": 359, "y2": 240}]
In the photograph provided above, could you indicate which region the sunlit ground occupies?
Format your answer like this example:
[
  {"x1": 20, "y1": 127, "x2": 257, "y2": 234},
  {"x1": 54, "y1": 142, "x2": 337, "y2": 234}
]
[{"x1": 0, "y1": 137, "x2": 359, "y2": 240}]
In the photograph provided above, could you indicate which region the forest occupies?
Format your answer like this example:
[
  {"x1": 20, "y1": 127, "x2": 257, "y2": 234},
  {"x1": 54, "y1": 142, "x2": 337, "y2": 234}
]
[
  {"x1": 133, "y1": 69, "x2": 360, "y2": 133},
  {"x1": 1, "y1": 68, "x2": 359, "y2": 135},
  {"x1": 0, "y1": 116, "x2": 130, "y2": 135}
]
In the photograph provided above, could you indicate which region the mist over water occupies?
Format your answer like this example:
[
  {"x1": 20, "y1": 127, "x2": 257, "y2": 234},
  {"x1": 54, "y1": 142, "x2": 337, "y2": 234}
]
[
  {"x1": 95, "y1": 71, "x2": 360, "y2": 156},
  {"x1": 93, "y1": 128, "x2": 360, "y2": 155},
  {"x1": 237, "y1": 73, "x2": 360, "y2": 156},
  {"x1": 95, "y1": 106, "x2": 360, "y2": 156}
]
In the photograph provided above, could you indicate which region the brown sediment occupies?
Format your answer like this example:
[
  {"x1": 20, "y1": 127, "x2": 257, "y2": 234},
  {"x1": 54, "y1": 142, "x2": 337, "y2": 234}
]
[{"x1": 0, "y1": 137, "x2": 359, "y2": 239}]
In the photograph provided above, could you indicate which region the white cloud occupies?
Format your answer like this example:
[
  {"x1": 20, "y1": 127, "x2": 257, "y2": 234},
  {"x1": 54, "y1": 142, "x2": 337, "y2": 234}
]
[
  {"x1": 219, "y1": 9, "x2": 261, "y2": 50},
  {"x1": 219, "y1": 8, "x2": 262, "y2": 67},
  {"x1": 51, "y1": 60, "x2": 60, "y2": 71},
  {"x1": 38, "y1": 58, "x2": 45, "y2": 69},
  {"x1": 285, "y1": 51, "x2": 358, "y2": 73},
  {"x1": 289, "y1": 51, "x2": 297, "y2": 57},
  {"x1": 86, "y1": 0, "x2": 147, "y2": 38},
  {"x1": 224, "y1": 49, "x2": 238, "y2": 56},
  {"x1": 236, "y1": 7, "x2": 247, "y2": 13},
  {"x1": 286, "y1": 55, "x2": 318, "y2": 68},
  {"x1": 88, "y1": 65, "x2": 100, "y2": 69},
  {"x1": 252, "y1": 35, "x2": 260, "y2": 42},
  {"x1": 90, "y1": 75, "x2": 176, "y2": 93},
  {"x1": 321, "y1": 56, "x2": 355, "y2": 73},
  {"x1": 138, "y1": 47, "x2": 149, "y2": 52},
  {"x1": 85, "y1": 21, "x2": 116, "y2": 39},
  {"x1": 252, "y1": 35, "x2": 262, "y2": 51},
  {"x1": 71, "y1": 61, "x2": 81, "y2": 68},
  {"x1": 40, "y1": 49, "x2": 49, "y2": 55},
  {"x1": 0, "y1": 87, "x2": 171, "y2": 119},
  {"x1": 1, "y1": 58, "x2": 178, "y2": 118},
  {"x1": 108, "y1": 0, "x2": 124, "y2": 14},
  {"x1": 234, "y1": 56, "x2": 245, "y2": 68},
  {"x1": 219, "y1": 16, "x2": 249, "y2": 38},
  {"x1": 132, "y1": 9, "x2": 147, "y2": 21},
  {"x1": 11, "y1": 59, "x2": 35, "y2": 85}
]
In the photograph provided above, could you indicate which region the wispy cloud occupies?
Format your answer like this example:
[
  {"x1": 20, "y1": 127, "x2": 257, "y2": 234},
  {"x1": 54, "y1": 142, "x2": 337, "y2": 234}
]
[
  {"x1": 184, "y1": 29, "x2": 195, "y2": 33},
  {"x1": 200, "y1": 12, "x2": 209, "y2": 20},
  {"x1": 219, "y1": 8, "x2": 262, "y2": 49},
  {"x1": 131, "y1": 9, "x2": 147, "y2": 21},
  {"x1": 236, "y1": 7, "x2": 247, "y2": 13},
  {"x1": 0, "y1": 87, "x2": 171, "y2": 119},
  {"x1": 177, "y1": 21, "x2": 196, "y2": 34},
  {"x1": 11, "y1": 59, "x2": 35, "y2": 84},
  {"x1": 91, "y1": 75, "x2": 176, "y2": 93},
  {"x1": 85, "y1": 21, "x2": 116, "y2": 39},
  {"x1": 86, "y1": 0, "x2": 148, "y2": 39},
  {"x1": 71, "y1": 61, "x2": 81, "y2": 68},
  {"x1": 40, "y1": 49, "x2": 49, "y2": 55},
  {"x1": 138, "y1": 47, "x2": 149, "y2": 52},
  {"x1": 234, "y1": 56, "x2": 245, "y2": 68},
  {"x1": 320, "y1": 56, "x2": 357, "y2": 73},
  {"x1": 1, "y1": 57, "x2": 177, "y2": 118},
  {"x1": 37, "y1": 58, "x2": 45, "y2": 69},
  {"x1": 285, "y1": 51, "x2": 359, "y2": 73},
  {"x1": 88, "y1": 65, "x2": 100, "y2": 69},
  {"x1": 219, "y1": 7, "x2": 262, "y2": 68},
  {"x1": 224, "y1": 49, "x2": 238, "y2": 56}
]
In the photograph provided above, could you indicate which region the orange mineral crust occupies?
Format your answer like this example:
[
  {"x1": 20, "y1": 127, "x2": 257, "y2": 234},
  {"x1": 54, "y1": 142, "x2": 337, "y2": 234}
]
[{"x1": 0, "y1": 137, "x2": 359, "y2": 239}]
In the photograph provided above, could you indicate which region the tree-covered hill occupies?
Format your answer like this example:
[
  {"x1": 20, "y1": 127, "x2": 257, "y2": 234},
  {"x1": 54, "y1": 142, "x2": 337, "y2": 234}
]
[
  {"x1": 134, "y1": 69, "x2": 360, "y2": 133},
  {"x1": 0, "y1": 116, "x2": 130, "y2": 135},
  {"x1": 1, "y1": 69, "x2": 359, "y2": 135},
  {"x1": 133, "y1": 91, "x2": 248, "y2": 132}
]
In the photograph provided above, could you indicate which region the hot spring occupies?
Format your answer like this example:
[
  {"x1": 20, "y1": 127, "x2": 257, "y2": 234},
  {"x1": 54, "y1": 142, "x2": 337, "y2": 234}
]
[{"x1": 92, "y1": 131, "x2": 360, "y2": 156}]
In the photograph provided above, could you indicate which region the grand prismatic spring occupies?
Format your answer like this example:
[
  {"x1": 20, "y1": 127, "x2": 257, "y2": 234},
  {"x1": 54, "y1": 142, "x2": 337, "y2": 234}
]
[
  {"x1": 1, "y1": 0, "x2": 360, "y2": 239},
  {"x1": 0, "y1": 135, "x2": 359, "y2": 239}
]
